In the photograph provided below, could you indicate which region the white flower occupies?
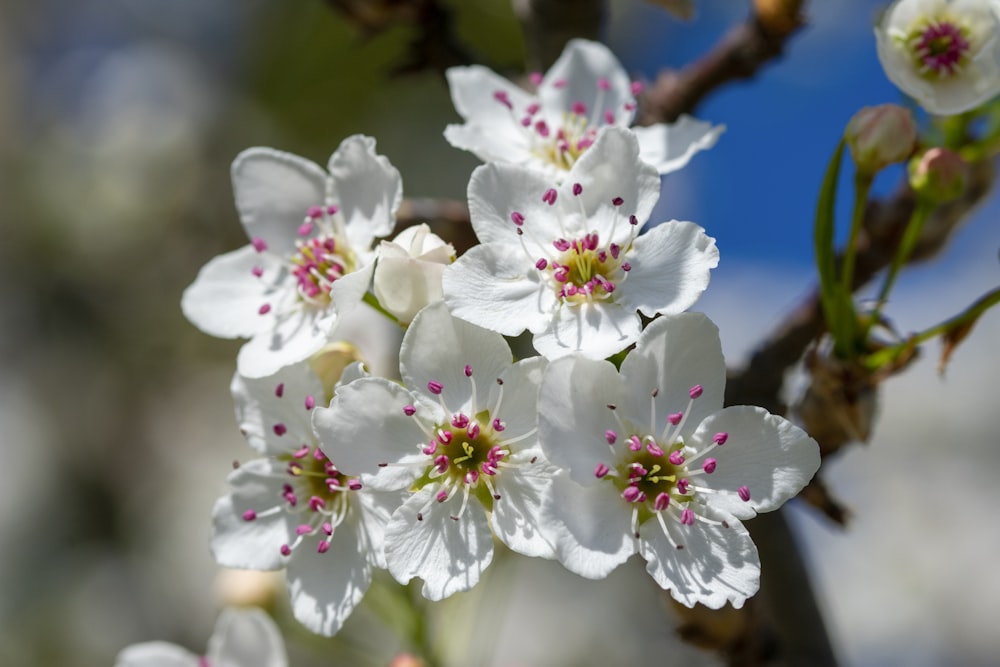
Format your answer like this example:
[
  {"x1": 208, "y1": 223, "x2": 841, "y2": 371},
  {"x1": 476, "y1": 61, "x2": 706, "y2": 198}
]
[
  {"x1": 181, "y1": 135, "x2": 402, "y2": 378},
  {"x1": 442, "y1": 126, "x2": 718, "y2": 361},
  {"x1": 115, "y1": 607, "x2": 287, "y2": 667},
  {"x1": 444, "y1": 38, "x2": 723, "y2": 178},
  {"x1": 876, "y1": 0, "x2": 1000, "y2": 115},
  {"x1": 373, "y1": 223, "x2": 456, "y2": 324},
  {"x1": 537, "y1": 312, "x2": 820, "y2": 609},
  {"x1": 211, "y1": 359, "x2": 397, "y2": 636},
  {"x1": 312, "y1": 301, "x2": 556, "y2": 601}
]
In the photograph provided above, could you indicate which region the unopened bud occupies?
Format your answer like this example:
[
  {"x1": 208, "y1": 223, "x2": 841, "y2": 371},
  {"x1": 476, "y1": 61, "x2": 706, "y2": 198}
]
[
  {"x1": 845, "y1": 104, "x2": 917, "y2": 176},
  {"x1": 309, "y1": 342, "x2": 365, "y2": 403},
  {"x1": 908, "y1": 147, "x2": 967, "y2": 203}
]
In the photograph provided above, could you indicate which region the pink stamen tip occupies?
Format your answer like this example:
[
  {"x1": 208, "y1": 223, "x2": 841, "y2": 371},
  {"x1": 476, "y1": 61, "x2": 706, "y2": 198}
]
[
  {"x1": 427, "y1": 380, "x2": 444, "y2": 395},
  {"x1": 573, "y1": 182, "x2": 583, "y2": 196},
  {"x1": 242, "y1": 510, "x2": 256, "y2": 521},
  {"x1": 463, "y1": 365, "x2": 474, "y2": 378},
  {"x1": 258, "y1": 303, "x2": 271, "y2": 315},
  {"x1": 438, "y1": 429, "x2": 454, "y2": 444},
  {"x1": 465, "y1": 469, "x2": 480, "y2": 484},
  {"x1": 403, "y1": 405, "x2": 416, "y2": 416},
  {"x1": 628, "y1": 215, "x2": 638, "y2": 225},
  {"x1": 422, "y1": 441, "x2": 438, "y2": 456},
  {"x1": 646, "y1": 441, "x2": 665, "y2": 457},
  {"x1": 689, "y1": 385, "x2": 703, "y2": 399},
  {"x1": 535, "y1": 258, "x2": 548, "y2": 270},
  {"x1": 624, "y1": 101, "x2": 637, "y2": 111},
  {"x1": 317, "y1": 540, "x2": 330, "y2": 554},
  {"x1": 713, "y1": 432, "x2": 729, "y2": 446},
  {"x1": 702, "y1": 458, "x2": 717, "y2": 474},
  {"x1": 597, "y1": 77, "x2": 611, "y2": 91},
  {"x1": 295, "y1": 524, "x2": 313, "y2": 536},
  {"x1": 322, "y1": 522, "x2": 334, "y2": 535},
  {"x1": 251, "y1": 266, "x2": 264, "y2": 278},
  {"x1": 304, "y1": 395, "x2": 316, "y2": 410},
  {"x1": 571, "y1": 101, "x2": 587, "y2": 115},
  {"x1": 609, "y1": 243, "x2": 621, "y2": 259},
  {"x1": 630, "y1": 81, "x2": 644, "y2": 96},
  {"x1": 677, "y1": 478, "x2": 690, "y2": 494},
  {"x1": 273, "y1": 423, "x2": 287, "y2": 436},
  {"x1": 553, "y1": 238, "x2": 571, "y2": 251},
  {"x1": 738, "y1": 485, "x2": 751, "y2": 502},
  {"x1": 553, "y1": 78, "x2": 567, "y2": 88},
  {"x1": 526, "y1": 102, "x2": 540, "y2": 115},
  {"x1": 529, "y1": 72, "x2": 543, "y2": 86},
  {"x1": 307, "y1": 205, "x2": 323, "y2": 219},
  {"x1": 451, "y1": 413, "x2": 469, "y2": 428},
  {"x1": 680, "y1": 508, "x2": 695, "y2": 525},
  {"x1": 251, "y1": 237, "x2": 268, "y2": 253},
  {"x1": 433, "y1": 455, "x2": 449, "y2": 473},
  {"x1": 654, "y1": 492, "x2": 670, "y2": 511},
  {"x1": 492, "y1": 418, "x2": 505, "y2": 432},
  {"x1": 628, "y1": 435, "x2": 642, "y2": 451},
  {"x1": 668, "y1": 412, "x2": 683, "y2": 426},
  {"x1": 535, "y1": 120, "x2": 550, "y2": 137},
  {"x1": 298, "y1": 221, "x2": 314, "y2": 237},
  {"x1": 467, "y1": 423, "x2": 480, "y2": 439},
  {"x1": 308, "y1": 495, "x2": 326, "y2": 511},
  {"x1": 542, "y1": 188, "x2": 558, "y2": 205},
  {"x1": 668, "y1": 450, "x2": 685, "y2": 466},
  {"x1": 605, "y1": 429, "x2": 617, "y2": 444},
  {"x1": 520, "y1": 116, "x2": 531, "y2": 127},
  {"x1": 326, "y1": 205, "x2": 338, "y2": 215},
  {"x1": 511, "y1": 211, "x2": 525, "y2": 226},
  {"x1": 623, "y1": 485, "x2": 642, "y2": 503},
  {"x1": 612, "y1": 196, "x2": 624, "y2": 206},
  {"x1": 292, "y1": 444, "x2": 310, "y2": 459},
  {"x1": 436, "y1": 489, "x2": 448, "y2": 503},
  {"x1": 275, "y1": 383, "x2": 285, "y2": 398},
  {"x1": 349, "y1": 479, "x2": 363, "y2": 491},
  {"x1": 594, "y1": 462, "x2": 610, "y2": 478},
  {"x1": 493, "y1": 90, "x2": 513, "y2": 109}
]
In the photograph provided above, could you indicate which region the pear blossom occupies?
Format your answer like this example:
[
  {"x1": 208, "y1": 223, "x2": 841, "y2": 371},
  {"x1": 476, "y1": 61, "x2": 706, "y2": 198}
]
[
  {"x1": 876, "y1": 0, "x2": 1000, "y2": 115},
  {"x1": 181, "y1": 135, "x2": 402, "y2": 378},
  {"x1": 442, "y1": 126, "x2": 718, "y2": 360},
  {"x1": 312, "y1": 301, "x2": 556, "y2": 601},
  {"x1": 115, "y1": 607, "x2": 287, "y2": 667},
  {"x1": 211, "y1": 358, "x2": 398, "y2": 636},
  {"x1": 444, "y1": 38, "x2": 723, "y2": 178},
  {"x1": 537, "y1": 312, "x2": 820, "y2": 609},
  {"x1": 373, "y1": 223, "x2": 456, "y2": 324}
]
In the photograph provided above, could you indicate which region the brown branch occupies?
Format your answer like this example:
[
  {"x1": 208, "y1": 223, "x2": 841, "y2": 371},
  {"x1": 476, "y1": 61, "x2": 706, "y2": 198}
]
[{"x1": 511, "y1": 0, "x2": 605, "y2": 72}]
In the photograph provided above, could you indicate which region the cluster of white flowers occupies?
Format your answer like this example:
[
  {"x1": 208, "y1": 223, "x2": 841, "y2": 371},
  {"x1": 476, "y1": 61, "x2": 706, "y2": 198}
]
[{"x1": 176, "y1": 38, "x2": 821, "y2": 641}]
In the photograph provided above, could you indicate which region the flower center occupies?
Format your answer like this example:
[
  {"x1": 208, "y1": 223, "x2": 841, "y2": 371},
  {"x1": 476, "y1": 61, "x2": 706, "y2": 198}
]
[
  {"x1": 532, "y1": 112, "x2": 599, "y2": 171},
  {"x1": 290, "y1": 205, "x2": 356, "y2": 305},
  {"x1": 907, "y1": 18, "x2": 971, "y2": 78},
  {"x1": 547, "y1": 232, "x2": 628, "y2": 303}
]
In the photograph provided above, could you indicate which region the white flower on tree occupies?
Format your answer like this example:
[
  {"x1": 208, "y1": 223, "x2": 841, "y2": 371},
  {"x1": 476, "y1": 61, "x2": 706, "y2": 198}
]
[
  {"x1": 211, "y1": 360, "x2": 397, "y2": 636},
  {"x1": 312, "y1": 301, "x2": 556, "y2": 601},
  {"x1": 373, "y1": 223, "x2": 456, "y2": 324},
  {"x1": 115, "y1": 607, "x2": 287, "y2": 667},
  {"x1": 443, "y1": 126, "x2": 718, "y2": 360},
  {"x1": 181, "y1": 135, "x2": 402, "y2": 378},
  {"x1": 876, "y1": 0, "x2": 1000, "y2": 115},
  {"x1": 537, "y1": 312, "x2": 820, "y2": 609},
  {"x1": 444, "y1": 38, "x2": 723, "y2": 178}
]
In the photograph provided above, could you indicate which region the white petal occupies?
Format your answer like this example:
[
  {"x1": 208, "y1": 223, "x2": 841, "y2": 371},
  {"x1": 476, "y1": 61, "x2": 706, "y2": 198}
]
[
  {"x1": 327, "y1": 135, "x2": 402, "y2": 249},
  {"x1": 491, "y1": 452, "x2": 559, "y2": 558},
  {"x1": 181, "y1": 246, "x2": 285, "y2": 340},
  {"x1": 115, "y1": 643, "x2": 197, "y2": 667},
  {"x1": 373, "y1": 255, "x2": 446, "y2": 324},
  {"x1": 444, "y1": 122, "x2": 532, "y2": 167},
  {"x1": 614, "y1": 220, "x2": 718, "y2": 318},
  {"x1": 538, "y1": 356, "x2": 624, "y2": 485},
  {"x1": 208, "y1": 607, "x2": 288, "y2": 667},
  {"x1": 639, "y1": 508, "x2": 759, "y2": 610},
  {"x1": 466, "y1": 162, "x2": 562, "y2": 246},
  {"x1": 632, "y1": 116, "x2": 725, "y2": 174},
  {"x1": 620, "y1": 312, "x2": 726, "y2": 438},
  {"x1": 444, "y1": 65, "x2": 536, "y2": 164},
  {"x1": 400, "y1": 300, "x2": 512, "y2": 412},
  {"x1": 210, "y1": 459, "x2": 292, "y2": 571},
  {"x1": 285, "y1": 519, "x2": 371, "y2": 637},
  {"x1": 355, "y1": 488, "x2": 403, "y2": 569},
  {"x1": 567, "y1": 127, "x2": 661, "y2": 239},
  {"x1": 532, "y1": 301, "x2": 641, "y2": 361},
  {"x1": 329, "y1": 258, "x2": 375, "y2": 319},
  {"x1": 539, "y1": 39, "x2": 633, "y2": 123},
  {"x1": 231, "y1": 362, "x2": 324, "y2": 457},
  {"x1": 686, "y1": 406, "x2": 820, "y2": 519},
  {"x1": 231, "y1": 148, "x2": 327, "y2": 257},
  {"x1": 236, "y1": 307, "x2": 336, "y2": 379},
  {"x1": 546, "y1": 473, "x2": 635, "y2": 579},
  {"x1": 385, "y1": 486, "x2": 493, "y2": 600},
  {"x1": 443, "y1": 243, "x2": 556, "y2": 337},
  {"x1": 488, "y1": 355, "x2": 547, "y2": 444},
  {"x1": 312, "y1": 377, "x2": 428, "y2": 478}
]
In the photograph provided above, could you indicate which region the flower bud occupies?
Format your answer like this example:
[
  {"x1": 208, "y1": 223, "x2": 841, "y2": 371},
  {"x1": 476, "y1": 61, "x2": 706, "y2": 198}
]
[
  {"x1": 908, "y1": 147, "x2": 968, "y2": 203},
  {"x1": 309, "y1": 341, "x2": 365, "y2": 402},
  {"x1": 844, "y1": 104, "x2": 917, "y2": 176},
  {"x1": 373, "y1": 223, "x2": 455, "y2": 324}
]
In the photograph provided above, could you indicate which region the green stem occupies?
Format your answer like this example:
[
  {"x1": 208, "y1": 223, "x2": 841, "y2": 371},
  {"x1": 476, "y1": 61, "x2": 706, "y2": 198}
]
[
  {"x1": 839, "y1": 172, "x2": 873, "y2": 299},
  {"x1": 864, "y1": 200, "x2": 933, "y2": 338},
  {"x1": 362, "y1": 290, "x2": 404, "y2": 327}
]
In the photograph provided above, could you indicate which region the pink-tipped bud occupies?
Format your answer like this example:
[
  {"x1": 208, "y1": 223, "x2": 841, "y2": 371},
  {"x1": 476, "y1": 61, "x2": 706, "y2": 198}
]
[
  {"x1": 688, "y1": 385, "x2": 703, "y2": 399},
  {"x1": 402, "y1": 405, "x2": 416, "y2": 416},
  {"x1": 738, "y1": 485, "x2": 751, "y2": 502},
  {"x1": 427, "y1": 380, "x2": 443, "y2": 395},
  {"x1": 909, "y1": 147, "x2": 968, "y2": 203},
  {"x1": 612, "y1": 196, "x2": 624, "y2": 206},
  {"x1": 845, "y1": 104, "x2": 917, "y2": 176},
  {"x1": 668, "y1": 412, "x2": 682, "y2": 426},
  {"x1": 594, "y1": 462, "x2": 610, "y2": 478},
  {"x1": 713, "y1": 432, "x2": 729, "y2": 446},
  {"x1": 702, "y1": 458, "x2": 717, "y2": 474}
]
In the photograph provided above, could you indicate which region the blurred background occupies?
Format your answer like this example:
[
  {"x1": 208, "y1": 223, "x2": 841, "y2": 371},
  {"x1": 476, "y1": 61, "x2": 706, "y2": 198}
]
[{"x1": 1, "y1": 0, "x2": 998, "y2": 665}]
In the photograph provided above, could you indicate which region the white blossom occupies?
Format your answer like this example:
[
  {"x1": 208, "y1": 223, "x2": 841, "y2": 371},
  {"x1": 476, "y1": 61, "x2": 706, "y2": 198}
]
[
  {"x1": 114, "y1": 607, "x2": 287, "y2": 667},
  {"x1": 312, "y1": 301, "x2": 556, "y2": 601},
  {"x1": 443, "y1": 127, "x2": 718, "y2": 360},
  {"x1": 445, "y1": 38, "x2": 723, "y2": 178},
  {"x1": 537, "y1": 312, "x2": 820, "y2": 609},
  {"x1": 876, "y1": 0, "x2": 1000, "y2": 115},
  {"x1": 373, "y1": 223, "x2": 455, "y2": 324},
  {"x1": 181, "y1": 135, "x2": 402, "y2": 378}
]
